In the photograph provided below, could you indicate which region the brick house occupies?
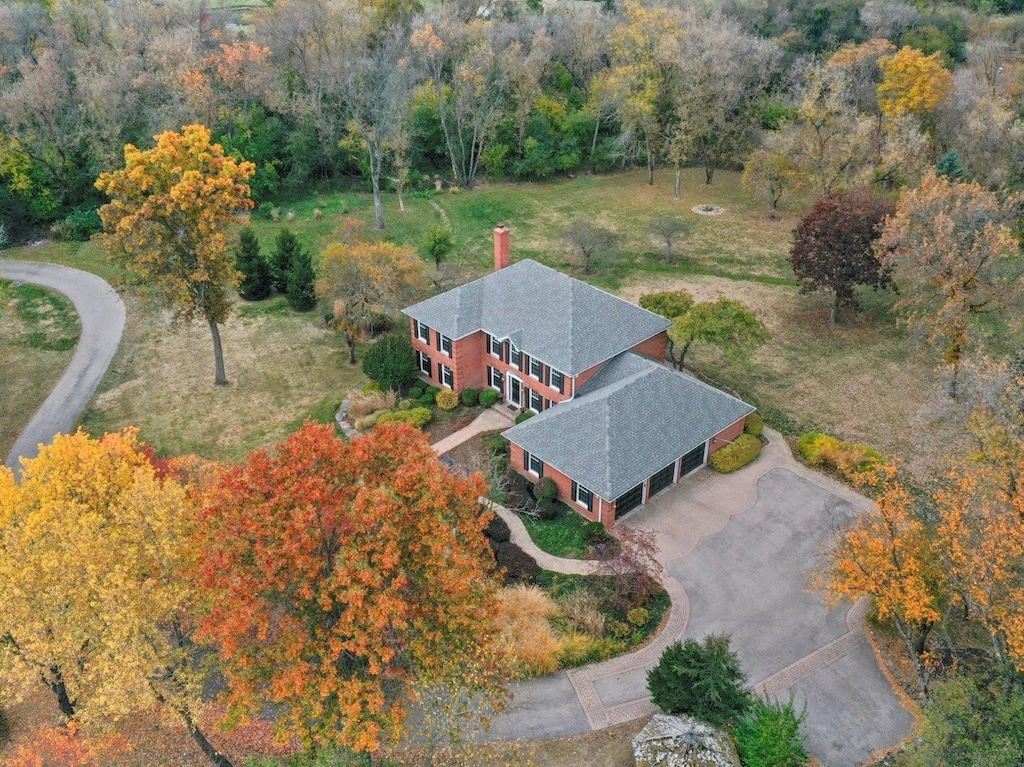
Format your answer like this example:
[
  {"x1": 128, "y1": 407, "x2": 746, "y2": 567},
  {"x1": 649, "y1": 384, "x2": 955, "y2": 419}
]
[{"x1": 402, "y1": 225, "x2": 755, "y2": 526}]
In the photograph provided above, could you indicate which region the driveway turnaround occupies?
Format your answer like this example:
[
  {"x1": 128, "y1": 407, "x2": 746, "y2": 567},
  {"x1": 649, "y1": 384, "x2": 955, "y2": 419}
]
[
  {"x1": 2, "y1": 260, "x2": 125, "y2": 473},
  {"x1": 469, "y1": 424, "x2": 914, "y2": 766}
]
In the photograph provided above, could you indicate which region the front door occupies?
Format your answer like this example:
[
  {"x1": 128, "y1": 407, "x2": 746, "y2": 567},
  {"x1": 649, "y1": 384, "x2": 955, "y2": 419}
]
[{"x1": 507, "y1": 374, "x2": 523, "y2": 408}]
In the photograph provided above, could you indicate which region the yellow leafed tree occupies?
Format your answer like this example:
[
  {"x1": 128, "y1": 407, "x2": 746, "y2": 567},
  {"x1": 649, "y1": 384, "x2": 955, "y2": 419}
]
[
  {"x1": 877, "y1": 46, "x2": 953, "y2": 118},
  {"x1": 95, "y1": 124, "x2": 254, "y2": 386},
  {"x1": 0, "y1": 430, "x2": 234, "y2": 766}
]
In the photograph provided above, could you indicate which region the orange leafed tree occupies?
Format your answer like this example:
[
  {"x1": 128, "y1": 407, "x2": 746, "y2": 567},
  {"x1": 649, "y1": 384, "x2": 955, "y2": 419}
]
[
  {"x1": 95, "y1": 124, "x2": 255, "y2": 385},
  {"x1": 935, "y1": 462, "x2": 1024, "y2": 671},
  {"x1": 877, "y1": 46, "x2": 952, "y2": 118},
  {"x1": 316, "y1": 239, "x2": 427, "y2": 364},
  {"x1": 816, "y1": 465, "x2": 946, "y2": 697},
  {"x1": 197, "y1": 422, "x2": 501, "y2": 753}
]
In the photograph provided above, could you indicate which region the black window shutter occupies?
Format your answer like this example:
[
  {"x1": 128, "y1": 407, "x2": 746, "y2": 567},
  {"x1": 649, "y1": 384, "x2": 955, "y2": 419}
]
[
  {"x1": 587, "y1": 492, "x2": 594, "y2": 512},
  {"x1": 571, "y1": 480, "x2": 577, "y2": 499},
  {"x1": 543, "y1": 365, "x2": 549, "y2": 386},
  {"x1": 558, "y1": 373, "x2": 565, "y2": 394},
  {"x1": 524, "y1": 450, "x2": 531, "y2": 470},
  {"x1": 436, "y1": 361, "x2": 441, "y2": 380},
  {"x1": 435, "y1": 332, "x2": 441, "y2": 351},
  {"x1": 485, "y1": 333, "x2": 490, "y2": 350},
  {"x1": 538, "y1": 461, "x2": 544, "y2": 478}
]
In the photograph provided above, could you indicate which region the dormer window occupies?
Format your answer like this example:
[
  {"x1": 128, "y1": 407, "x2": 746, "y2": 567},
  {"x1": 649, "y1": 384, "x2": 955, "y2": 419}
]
[
  {"x1": 529, "y1": 357, "x2": 543, "y2": 379},
  {"x1": 489, "y1": 335, "x2": 503, "y2": 357},
  {"x1": 416, "y1": 321, "x2": 430, "y2": 343},
  {"x1": 509, "y1": 343, "x2": 522, "y2": 368}
]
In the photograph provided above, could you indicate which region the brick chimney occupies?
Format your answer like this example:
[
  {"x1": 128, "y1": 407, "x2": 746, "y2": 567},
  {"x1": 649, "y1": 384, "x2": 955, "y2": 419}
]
[{"x1": 493, "y1": 224, "x2": 510, "y2": 271}]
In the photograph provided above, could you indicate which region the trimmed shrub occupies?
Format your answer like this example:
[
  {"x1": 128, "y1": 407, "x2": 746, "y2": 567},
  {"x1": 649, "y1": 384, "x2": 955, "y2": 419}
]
[
  {"x1": 408, "y1": 386, "x2": 424, "y2": 400},
  {"x1": 482, "y1": 433, "x2": 509, "y2": 456},
  {"x1": 584, "y1": 521, "x2": 611, "y2": 546},
  {"x1": 744, "y1": 411, "x2": 764, "y2": 438},
  {"x1": 495, "y1": 541, "x2": 540, "y2": 585},
  {"x1": 709, "y1": 433, "x2": 762, "y2": 473},
  {"x1": 535, "y1": 476, "x2": 558, "y2": 503},
  {"x1": 362, "y1": 334, "x2": 416, "y2": 392},
  {"x1": 536, "y1": 499, "x2": 560, "y2": 521},
  {"x1": 479, "y1": 389, "x2": 500, "y2": 407},
  {"x1": 627, "y1": 607, "x2": 650, "y2": 627},
  {"x1": 425, "y1": 386, "x2": 440, "y2": 398},
  {"x1": 734, "y1": 698, "x2": 809, "y2": 767},
  {"x1": 647, "y1": 634, "x2": 751, "y2": 726},
  {"x1": 375, "y1": 407, "x2": 433, "y2": 428},
  {"x1": 460, "y1": 388, "x2": 479, "y2": 406},
  {"x1": 235, "y1": 227, "x2": 273, "y2": 301},
  {"x1": 515, "y1": 411, "x2": 535, "y2": 424},
  {"x1": 418, "y1": 393, "x2": 436, "y2": 407},
  {"x1": 485, "y1": 514, "x2": 511, "y2": 543},
  {"x1": 398, "y1": 398, "x2": 415, "y2": 410},
  {"x1": 435, "y1": 388, "x2": 459, "y2": 410},
  {"x1": 353, "y1": 414, "x2": 379, "y2": 431}
]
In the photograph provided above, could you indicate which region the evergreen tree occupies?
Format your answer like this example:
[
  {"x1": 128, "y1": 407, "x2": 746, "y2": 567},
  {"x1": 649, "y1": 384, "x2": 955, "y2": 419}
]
[
  {"x1": 235, "y1": 227, "x2": 272, "y2": 301},
  {"x1": 647, "y1": 634, "x2": 751, "y2": 726},
  {"x1": 936, "y1": 151, "x2": 965, "y2": 181},
  {"x1": 286, "y1": 245, "x2": 317, "y2": 311},
  {"x1": 273, "y1": 228, "x2": 301, "y2": 293},
  {"x1": 362, "y1": 334, "x2": 417, "y2": 391}
]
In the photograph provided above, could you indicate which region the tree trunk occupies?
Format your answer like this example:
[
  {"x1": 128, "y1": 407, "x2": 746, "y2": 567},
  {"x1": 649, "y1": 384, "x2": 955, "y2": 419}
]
[
  {"x1": 591, "y1": 114, "x2": 601, "y2": 170},
  {"x1": 948, "y1": 361, "x2": 959, "y2": 400},
  {"x1": 347, "y1": 334, "x2": 357, "y2": 365},
  {"x1": 208, "y1": 319, "x2": 228, "y2": 386},
  {"x1": 369, "y1": 150, "x2": 384, "y2": 230},
  {"x1": 674, "y1": 166, "x2": 681, "y2": 200},
  {"x1": 829, "y1": 294, "x2": 839, "y2": 325},
  {"x1": 678, "y1": 340, "x2": 692, "y2": 370},
  {"x1": 647, "y1": 145, "x2": 655, "y2": 186},
  {"x1": 46, "y1": 666, "x2": 76, "y2": 719},
  {"x1": 704, "y1": 162, "x2": 715, "y2": 185},
  {"x1": 178, "y1": 703, "x2": 234, "y2": 767}
]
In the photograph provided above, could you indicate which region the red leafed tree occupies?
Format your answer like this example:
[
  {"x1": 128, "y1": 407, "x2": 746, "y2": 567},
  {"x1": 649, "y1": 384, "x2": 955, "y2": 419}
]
[
  {"x1": 197, "y1": 422, "x2": 500, "y2": 753},
  {"x1": 789, "y1": 189, "x2": 895, "y2": 324}
]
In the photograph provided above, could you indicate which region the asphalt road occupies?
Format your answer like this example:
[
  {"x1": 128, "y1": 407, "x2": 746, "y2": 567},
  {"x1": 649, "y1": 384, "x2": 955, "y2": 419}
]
[{"x1": 2, "y1": 260, "x2": 125, "y2": 473}]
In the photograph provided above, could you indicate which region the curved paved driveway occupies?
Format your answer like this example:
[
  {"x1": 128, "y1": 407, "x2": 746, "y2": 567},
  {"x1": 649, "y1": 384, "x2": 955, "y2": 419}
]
[
  {"x1": 2, "y1": 261, "x2": 125, "y2": 473},
  {"x1": 483, "y1": 430, "x2": 913, "y2": 766}
]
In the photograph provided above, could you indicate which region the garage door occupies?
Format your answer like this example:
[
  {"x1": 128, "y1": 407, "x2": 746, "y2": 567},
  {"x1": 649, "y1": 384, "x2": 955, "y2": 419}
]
[
  {"x1": 648, "y1": 462, "x2": 676, "y2": 498},
  {"x1": 615, "y1": 482, "x2": 645, "y2": 519},
  {"x1": 680, "y1": 443, "x2": 706, "y2": 476}
]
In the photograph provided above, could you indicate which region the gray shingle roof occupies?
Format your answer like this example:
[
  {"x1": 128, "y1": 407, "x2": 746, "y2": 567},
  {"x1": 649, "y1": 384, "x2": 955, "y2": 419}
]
[
  {"x1": 402, "y1": 260, "x2": 670, "y2": 376},
  {"x1": 502, "y1": 353, "x2": 755, "y2": 501}
]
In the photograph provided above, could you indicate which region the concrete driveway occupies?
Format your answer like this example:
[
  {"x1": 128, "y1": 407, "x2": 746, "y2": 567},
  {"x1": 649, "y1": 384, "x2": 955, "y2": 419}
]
[
  {"x1": 2, "y1": 261, "x2": 125, "y2": 473},
  {"x1": 485, "y1": 430, "x2": 914, "y2": 766}
]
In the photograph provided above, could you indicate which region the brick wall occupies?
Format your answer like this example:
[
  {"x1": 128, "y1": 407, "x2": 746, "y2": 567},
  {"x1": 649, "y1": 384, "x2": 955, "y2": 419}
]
[
  {"x1": 708, "y1": 416, "x2": 747, "y2": 455},
  {"x1": 451, "y1": 332, "x2": 487, "y2": 391},
  {"x1": 630, "y1": 330, "x2": 668, "y2": 362},
  {"x1": 508, "y1": 442, "x2": 611, "y2": 525}
]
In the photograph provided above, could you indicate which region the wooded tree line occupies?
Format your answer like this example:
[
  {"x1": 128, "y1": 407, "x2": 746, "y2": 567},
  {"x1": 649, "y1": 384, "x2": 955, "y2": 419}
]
[{"x1": 2, "y1": 0, "x2": 1024, "y2": 238}]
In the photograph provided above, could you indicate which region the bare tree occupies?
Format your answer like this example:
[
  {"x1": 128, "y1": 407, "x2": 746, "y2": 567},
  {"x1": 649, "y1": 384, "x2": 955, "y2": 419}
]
[
  {"x1": 566, "y1": 220, "x2": 619, "y2": 274},
  {"x1": 649, "y1": 216, "x2": 691, "y2": 263}
]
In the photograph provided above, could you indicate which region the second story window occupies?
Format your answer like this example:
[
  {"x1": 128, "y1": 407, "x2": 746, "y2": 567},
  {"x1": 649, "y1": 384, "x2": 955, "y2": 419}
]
[
  {"x1": 510, "y1": 343, "x2": 522, "y2": 369},
  {"x1": 489, "y1": 335, "x2": 503, "y2": 357},
  {"x1": 529, "y1": 357, "x2": 543, "y2": 379},
  {"x1": 416, "y1": 321, "x2": 430, "y2": 343},
  {"x1": 550, "y1": 369, "x2": 565, "y2": 394},
  {"x1": 438, "y1": 333, "x2": 452, "y2": 357}
]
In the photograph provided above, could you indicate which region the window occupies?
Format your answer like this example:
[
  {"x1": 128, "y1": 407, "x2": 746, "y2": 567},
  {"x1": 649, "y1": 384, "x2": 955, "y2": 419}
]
[
  {"x1": 438, "y1": 334, "x2": 452, "y2": 357},
  {"x1": 488, "y1": 366, "x2": 503, "y2": 390},
  {"x1": 417, "y1": 350, "x2": 431, "y2": 376},
  {"x1": 529, "y1": 357, "x2": 543, "y2": 379},
  {"x1": 489, "y1": 335, "x2": 503, "y2": 357},
  {"x1": 509, "y1": 344, "x2": 522, "y2": 369},
  {"x1": 439, "y1": 364, "x2": 454, "y2": 388},
  {"x1": 550, "y1": 369, "x2": 565, "y2": 393},
  {"x1": 572, "y1": 481, "x2": 593, "y2": 511},
  {"x1": 416, "y1": 321, "x2": 430, "y2": 343},
  {"x1": 525, "y1": 451, "x2": 543, "y2": 477},
  {"x1": 529, "y1": 388, "x2": 543, "y2": 413}
]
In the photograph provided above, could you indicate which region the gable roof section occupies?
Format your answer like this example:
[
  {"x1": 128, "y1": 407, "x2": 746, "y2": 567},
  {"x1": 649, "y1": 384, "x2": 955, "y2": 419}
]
[
  {"x1": 502, "y1": 353, "x2": 755, "y2": 501},
  {"x1": 402, "y1": 259, "x2": 671, "y2": 376}
]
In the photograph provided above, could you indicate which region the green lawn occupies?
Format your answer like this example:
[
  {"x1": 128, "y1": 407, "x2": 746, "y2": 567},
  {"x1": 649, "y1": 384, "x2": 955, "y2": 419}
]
[{"x1": 521, "y1": 506, "x2": 597, "y2": 559}]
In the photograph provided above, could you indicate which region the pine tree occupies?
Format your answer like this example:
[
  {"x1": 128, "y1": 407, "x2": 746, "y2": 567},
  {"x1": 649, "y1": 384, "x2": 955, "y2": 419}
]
[
  {"x1": 286, "y1": 245, "x2": 317, "y2": 311},
  {"x1": 272, "y1": 228, "x2": 300, "y2": 293},
  {"x1": 936, "y1": 151, "x2": 965, "y2": 182},
  {"x1": 235, "y1": 227, "x2": 272, "y2": 301}
]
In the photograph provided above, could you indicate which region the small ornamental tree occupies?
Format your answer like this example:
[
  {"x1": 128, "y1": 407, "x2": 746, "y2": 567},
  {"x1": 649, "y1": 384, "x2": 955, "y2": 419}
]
[
  {"x1": 669, "y1": 298, "x2": 769, "y2": 370},
  {"x1": 423, "y1": 225, "x2": 455, "y2": 270},
  {"x1": 235, "y1": 227, "x2": 272, "y2": 301},
  {"x1": 648, "y1": 216, "x2": 691, "y2": 263},
  {"x1": 789, "y1": 189, "x2": 895, "y2": 324},
  {"x1": 285, "y1": 244, "x2": 317, "y2": 311},
  {"x1": 362, "y1": 333, "x2": 417, "y2": 392},
  {"x1": 647, "y1": 634, "x2": 751, "y2": 726},
  {"x1": 566, "y1": 220, "x2": 619, "y2": 273},
  {"x1": 640, "y1": 290, "x2": 694, "y2": 369},
  {"x1": 272, "y1": 228, "x2": 301, "y2": 294}
]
